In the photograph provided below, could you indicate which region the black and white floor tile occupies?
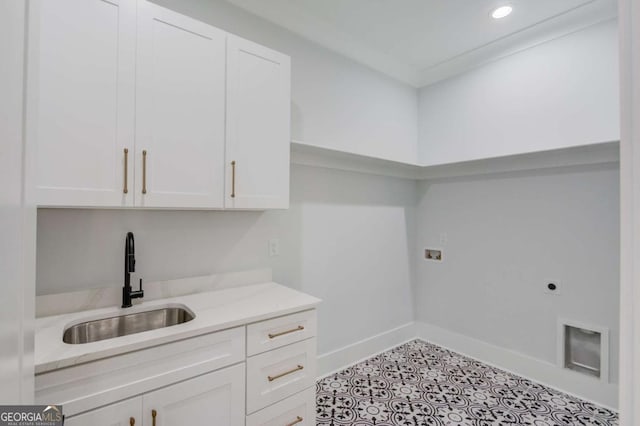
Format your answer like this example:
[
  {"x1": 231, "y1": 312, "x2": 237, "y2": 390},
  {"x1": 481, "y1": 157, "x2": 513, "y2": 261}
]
[{"x1": 316, "y1": 340, "x2": 618, "y2": 425}]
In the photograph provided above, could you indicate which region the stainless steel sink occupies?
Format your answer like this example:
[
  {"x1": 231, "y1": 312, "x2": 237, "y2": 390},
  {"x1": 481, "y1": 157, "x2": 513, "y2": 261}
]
[{"x1": 63, "y1": 305, "x2": 195, "y2": 344}]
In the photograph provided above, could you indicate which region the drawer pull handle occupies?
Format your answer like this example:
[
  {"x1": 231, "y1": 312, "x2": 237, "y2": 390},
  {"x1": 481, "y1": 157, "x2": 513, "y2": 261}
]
[
  {"x1": 268, "y1": 364, "x2": 304, "y2": 382},
  {"x1": 286, "y1": 416, "x2": 303, "y2": 426},
  {"x1": 129, "y1": 417, "x2": 135, "y2": 426},
  {"x1": 268, "y1": 326, "x2": 304, "y2": 339},
  {"x1": 152, "y1": 409, "x2": 157, "y2": 426},
  {"x1": 123, "y1": 148, "x2": 129, "y2": 194}
]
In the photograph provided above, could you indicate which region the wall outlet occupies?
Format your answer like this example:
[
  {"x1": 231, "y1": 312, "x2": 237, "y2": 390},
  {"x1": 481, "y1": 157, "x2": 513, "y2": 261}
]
[
  {"x1": 545, "y1": 280, "x2": 561, "y2": 296},
  {"x1": 268, "y1": 239, "x2": 280, "y2": 257}
]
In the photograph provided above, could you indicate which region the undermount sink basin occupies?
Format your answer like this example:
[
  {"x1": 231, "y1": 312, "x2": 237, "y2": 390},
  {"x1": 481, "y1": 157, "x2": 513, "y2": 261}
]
[{"x1": 62, "y1": 305, "x2": 195, "y2": 344}]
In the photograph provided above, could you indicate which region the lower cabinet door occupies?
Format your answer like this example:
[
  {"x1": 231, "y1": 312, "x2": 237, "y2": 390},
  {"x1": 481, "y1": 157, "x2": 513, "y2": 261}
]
[
  {"x1": 64, "y1": 397, "x2": 142, "y2": 426},
  {"x1": 246, "y1": 386, "x2": 315, "y2": 426},
  {"x1": 142, "y1": 363, "x2": 245, "y2": 426}
]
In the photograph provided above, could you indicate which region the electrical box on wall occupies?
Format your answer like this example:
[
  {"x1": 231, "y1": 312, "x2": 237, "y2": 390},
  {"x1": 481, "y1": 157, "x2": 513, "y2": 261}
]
[
  {"x1": 424, "y1": 248, "x2": 443, "y2": 262},
  {"x1": 557, "y1": 319, "x2": 609, "y2": 382}
]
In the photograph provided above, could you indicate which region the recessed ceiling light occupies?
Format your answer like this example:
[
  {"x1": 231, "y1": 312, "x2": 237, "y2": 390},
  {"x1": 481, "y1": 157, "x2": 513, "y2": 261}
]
[{"x1": 491, "y1": 5, "x2": 513, "y2": 19}]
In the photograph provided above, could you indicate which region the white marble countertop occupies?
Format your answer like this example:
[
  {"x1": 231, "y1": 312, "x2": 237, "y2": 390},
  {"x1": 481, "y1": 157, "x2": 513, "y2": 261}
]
[{"x1": 35, "y1": 282, "x2": 321, "y2": 374}]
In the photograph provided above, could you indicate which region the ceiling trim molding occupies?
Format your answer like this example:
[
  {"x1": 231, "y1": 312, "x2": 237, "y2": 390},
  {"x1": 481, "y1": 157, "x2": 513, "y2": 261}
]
[
  {"x1": 223, "y1": 0, "x2": 421, "y2": 85},
  {"x1": 224, "y1": 0, "x2": 616, "y2": 88},
  {"x1": 416, "y1": 0, "x2": 617, "y2": 87}
]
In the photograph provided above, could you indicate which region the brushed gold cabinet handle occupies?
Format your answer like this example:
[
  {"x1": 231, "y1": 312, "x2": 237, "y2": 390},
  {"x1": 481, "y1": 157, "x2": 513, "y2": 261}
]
[
  {"x1": 142, "y1": 150, "x2": 147, "y2": 194},
  {"x1": 231, "y1": 160, "x2": 236, "y2": 198},
  {"x1": 268, "y1": 364, "x2": 304, "y2": 382},
  {"x1": 123, "y1": 148, "x2": 129, "y2": 194},
  {"x1": 268, "y1": 326, "x2": 304, "y2": 339},
  {"x1": 286, "y1": 416, "x2": 303, "y2": 426},
  {"x1": 151, "y1": 409, "x2": 157, "y2": 426},
  {"x1": 129, "y1": 417, "x2": 135, "y2": 426}
]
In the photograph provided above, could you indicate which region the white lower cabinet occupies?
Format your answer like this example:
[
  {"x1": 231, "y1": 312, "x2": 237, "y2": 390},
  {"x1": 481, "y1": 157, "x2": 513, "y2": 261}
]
[
  {"x1": 246, "y1": 338, "x2": 317, "y2": 414},
  {"x1": 246, "y1": 386, "x2": 316, "y2": 426},
  {"x1": 142, "y1": 364, "x2": 245, "y2": 426},
  {"x1": 65, "y1": 397, "x2": 142, "y2": 426},
  {"x1": 46, "y1": 310, "x2": 317, "y2": 426},
  {"x1": 247, "y1": 310, "x2": 317, "y2": 356},
  {"x1": 64, "y1": 364, "x2": 244, "y2": 426}
]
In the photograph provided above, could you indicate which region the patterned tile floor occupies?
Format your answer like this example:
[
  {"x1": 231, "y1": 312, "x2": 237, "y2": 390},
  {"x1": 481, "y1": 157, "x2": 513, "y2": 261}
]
[{"x1": 316, "y1": 340, "x2": 618, "y2": 425}]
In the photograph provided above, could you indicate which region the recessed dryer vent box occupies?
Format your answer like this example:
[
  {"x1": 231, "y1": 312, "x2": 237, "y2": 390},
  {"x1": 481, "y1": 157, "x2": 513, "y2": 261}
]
[{"x1": 557, "y1": 319, "x2": 609, "y2": 382}]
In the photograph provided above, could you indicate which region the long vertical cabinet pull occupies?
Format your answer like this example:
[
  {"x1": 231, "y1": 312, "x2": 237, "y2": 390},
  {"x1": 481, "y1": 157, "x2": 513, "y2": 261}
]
[
  {"x1": 151, "y1": 409, "x2": 157, "y2": 426},
  {"x1": 142, "y1": 150, "x2": 148, "y2": 194},
  {"x1": 123, "y1": 148, "x2": 129, "y2": 194},
  {"x1": 231, "y1": 160, "x2": 236, "y2": 198}
]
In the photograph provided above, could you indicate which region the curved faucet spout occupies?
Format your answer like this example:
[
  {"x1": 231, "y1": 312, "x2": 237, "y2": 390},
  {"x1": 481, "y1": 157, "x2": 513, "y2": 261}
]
[{"x1": 125, "y1": 232, "x2": 135, "y2": 273}]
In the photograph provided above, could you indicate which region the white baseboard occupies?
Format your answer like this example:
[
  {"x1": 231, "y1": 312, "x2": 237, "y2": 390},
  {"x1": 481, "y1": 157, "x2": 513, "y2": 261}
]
[
  {"x1": 415, "y1": 321, "x2": 618, "y2": 411},
  {"x1": 317, "y1": 322, "x2": 417, "y2": 378}
]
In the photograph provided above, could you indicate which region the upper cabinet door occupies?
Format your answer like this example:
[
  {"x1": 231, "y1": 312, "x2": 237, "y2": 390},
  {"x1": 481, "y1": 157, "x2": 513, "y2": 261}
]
[
  {"x1": 225, "y1": 36, "x2": 291, "y2": 209},
  {"x1": 135, "y1": 1, "x2": 227, "y2": 208},
  {"x1": 26, "y1": 0, "x2": 136, "y2": 207}
]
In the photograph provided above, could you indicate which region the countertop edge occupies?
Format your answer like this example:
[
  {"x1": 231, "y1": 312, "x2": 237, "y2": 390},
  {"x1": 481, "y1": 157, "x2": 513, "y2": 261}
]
[{"x1": 35, "y1": 282, "x2": 321, "y2": 374}]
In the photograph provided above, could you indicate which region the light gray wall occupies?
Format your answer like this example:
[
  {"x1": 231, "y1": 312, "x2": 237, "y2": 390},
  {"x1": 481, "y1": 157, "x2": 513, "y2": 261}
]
[
  {"x1": 37, "y1": 165, "x2": 418, "y2": 355},
  {"x1": 414, "y1": 164, "x2": 620, "y2": 384},
  {"x1": 148, "y1": 0, "x2": 418, "y2": 164},
  {"x1": 35, "y1": 0, "x2": 422, "y2": 359},
  {"x1": 418, "y1": 19, "x2": 619, "y2": 166},
  {"x1": 32, "y1": 0, "x2": 620, "y2": 405}
]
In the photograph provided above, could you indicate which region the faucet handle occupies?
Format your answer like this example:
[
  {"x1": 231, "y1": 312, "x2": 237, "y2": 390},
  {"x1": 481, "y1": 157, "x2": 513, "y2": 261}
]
[{"x1": 130, "y1": 278, "x2": 144, "y2": 300}]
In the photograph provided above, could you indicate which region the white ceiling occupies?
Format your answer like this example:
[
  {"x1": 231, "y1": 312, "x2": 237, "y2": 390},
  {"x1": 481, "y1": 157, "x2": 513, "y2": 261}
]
[{"x1": 223, "y1": 0, "x2": 617, "y2": 87}]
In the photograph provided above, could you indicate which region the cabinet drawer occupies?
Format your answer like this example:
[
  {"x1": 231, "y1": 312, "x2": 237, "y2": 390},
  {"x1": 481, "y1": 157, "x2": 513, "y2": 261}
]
[
  {"x1": 65, "y1": 396, "x2": 141, "y2": 426},
  {"x1": 246, "y1": 338, "x2": 317, "y2": 414},
  {"x1": 247, "y1": 310, "x2": 316, "y2": 356},
  {"x1": 246, "y1": 386, "x2": 315, "y2": 426},
  {"x1": 36, "y1": 326, "x2": 245, "y2": 417}
]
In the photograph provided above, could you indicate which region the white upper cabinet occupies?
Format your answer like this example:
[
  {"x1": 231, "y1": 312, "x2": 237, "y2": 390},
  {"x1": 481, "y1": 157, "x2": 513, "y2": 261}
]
[
  {"x1": 26, "y1": 0, "x2": 291, "y2": 210},
  {"x1": 26, "y1": 0, "x2": 136, "y2": 207},
  {"x1": 225, "y1": 36, "x2": 291, "y2": 209},
  {"x1": 135, "y1": 1, "x2": 227, "y2": 208}
]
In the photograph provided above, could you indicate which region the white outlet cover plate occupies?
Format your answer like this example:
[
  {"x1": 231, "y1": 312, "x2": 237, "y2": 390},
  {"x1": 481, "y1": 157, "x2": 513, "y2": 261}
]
[{"x1": 268, "y1": 239, "x2": 280, "y2": 256}]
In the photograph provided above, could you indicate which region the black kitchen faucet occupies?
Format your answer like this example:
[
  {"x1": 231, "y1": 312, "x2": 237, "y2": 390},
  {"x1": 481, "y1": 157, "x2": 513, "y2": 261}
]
[{"x1": 122, "y1": 232, "x2": 144, "y2": 308}]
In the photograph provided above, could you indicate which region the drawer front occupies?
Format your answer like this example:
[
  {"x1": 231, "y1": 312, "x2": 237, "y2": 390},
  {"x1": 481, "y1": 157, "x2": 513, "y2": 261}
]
[
  {"x1": 246, "y1": 338, "x2": 317, "y2": 414},
  {"x1": 247, "y1": 310, "x2": 316, "y2": 356},
  {"x1": 65, "y1": 396, "x2": 142, "y2": 426},
  {"x1": 36, "y1": 326, "x2": 245, "y2": 417},
  {"x1": 246, "y1": 386, "x2": 315, "y2": 426}
]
